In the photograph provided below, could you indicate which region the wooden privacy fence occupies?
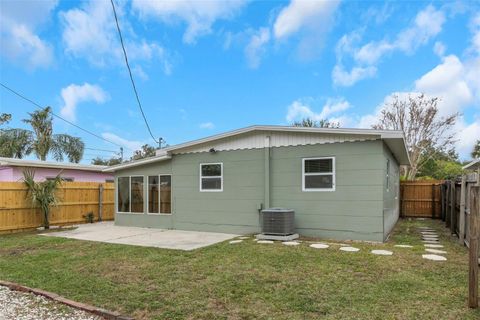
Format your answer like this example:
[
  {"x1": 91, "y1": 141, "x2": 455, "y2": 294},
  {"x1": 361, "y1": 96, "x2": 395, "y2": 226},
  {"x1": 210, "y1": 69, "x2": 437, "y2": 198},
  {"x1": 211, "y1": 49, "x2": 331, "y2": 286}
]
[
  {"x1": 400, "y1": 180, "x2": 443, "y2": 218},
  {"x1": 0, "y1": 182, "x2": 114, "y2": 233}
]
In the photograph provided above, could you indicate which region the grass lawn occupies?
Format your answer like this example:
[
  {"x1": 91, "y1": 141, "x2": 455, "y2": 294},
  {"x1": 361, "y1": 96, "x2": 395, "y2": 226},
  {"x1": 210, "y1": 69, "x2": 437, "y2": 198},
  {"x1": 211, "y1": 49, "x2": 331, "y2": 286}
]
[{"x1": 1, "y1": 219, "x2": 479, "y2": 319}]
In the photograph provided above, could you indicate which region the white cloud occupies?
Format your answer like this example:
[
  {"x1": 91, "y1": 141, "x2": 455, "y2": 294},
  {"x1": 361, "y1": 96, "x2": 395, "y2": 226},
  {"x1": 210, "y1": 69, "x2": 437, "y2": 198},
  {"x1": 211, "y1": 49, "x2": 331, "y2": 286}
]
[
  {"x1": 273, "y1": 0, "x2": 340, "y2": 39},
  {"x1": 433, "y1": 41, "x2": 446, "y2": 57},
  {"x1": 333, "y1": 5, "x2": 446, "y2": 87},
  {"x1": 199, "y1": 122, "x2": 215, "y2": 129},
  {"x1": 286, "y1": 98, "x2": 352, "y2": 125},
  {"x1": 60, "y1": 83, "x2": 108, "y2": 122},
  {"x1": 456, "y1": 117, "x2": 480, "y2": 158},
  {"x1": 273, "y1": 0, "x2": 340, "y2": 60},
  {"x1": 0, "y1": 0, "x2": 57, "y2": 69},
  {"x1": 101, "y1": 132, "x2": 144, "y2": 153},
  {"x1": 245, "y1": 27, "x2": 270, "y2": 69},
  {"x1": 132, "y1": 0, "x2": 246, "y2": 44},
  {"x1": 60, "y1": 1, "x2": 171, "y2": 74},
  {"x1": 332, "y1": 64, "x2": 377, "y2": 87},
  {"x1": 470, "y1": 13, "x2": 480, "y2": 55},
  {"x1": 415, "y1": 55, "x2": 477, "y2": 116}
]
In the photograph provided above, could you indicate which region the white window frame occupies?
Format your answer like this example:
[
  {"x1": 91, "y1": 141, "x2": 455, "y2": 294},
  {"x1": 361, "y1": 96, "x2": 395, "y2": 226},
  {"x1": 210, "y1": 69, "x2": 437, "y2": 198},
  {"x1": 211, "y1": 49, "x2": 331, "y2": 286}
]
[
  {"x1": 129, "y1": 175, "x2": 144, "y2": 214},
  {"x1": 147, "y1": 174, "x2": 173, "y2": 215},
  {"x1": 199, "y1": 162, "x2": 223, "y2": 192},
  {"x1": 117, "y1": 176, "x2": 131, "y2": 214},
  {"x1": 302, "y1": 157, "x2": 336, "y2": 192}
]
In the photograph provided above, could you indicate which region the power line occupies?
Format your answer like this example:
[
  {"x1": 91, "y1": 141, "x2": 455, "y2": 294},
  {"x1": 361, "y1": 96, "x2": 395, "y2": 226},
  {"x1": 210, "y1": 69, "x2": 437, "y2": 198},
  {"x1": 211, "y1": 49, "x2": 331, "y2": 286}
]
[
  {"x1": 84, "y1": 147, "x2": 118, "y2": 153},
  {"x1": 110, "y1": 0, "x2": 159, "y2": 146},
  {"x1": 0, "y1": 82, "x2": 129, "y2": 150}
]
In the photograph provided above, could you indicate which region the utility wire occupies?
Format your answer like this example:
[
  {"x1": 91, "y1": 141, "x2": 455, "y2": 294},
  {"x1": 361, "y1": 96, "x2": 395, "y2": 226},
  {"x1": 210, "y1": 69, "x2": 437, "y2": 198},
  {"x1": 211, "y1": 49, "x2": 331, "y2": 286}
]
[
  {"x1": 110, "y1": 0, "x2": 159, "y2": 145},
  {"x1": 0, "y1": 82, "x2": 129, "y2": 150},
  {"x1": 84, "y1": 147, "x2": 118, "y2": 153}
]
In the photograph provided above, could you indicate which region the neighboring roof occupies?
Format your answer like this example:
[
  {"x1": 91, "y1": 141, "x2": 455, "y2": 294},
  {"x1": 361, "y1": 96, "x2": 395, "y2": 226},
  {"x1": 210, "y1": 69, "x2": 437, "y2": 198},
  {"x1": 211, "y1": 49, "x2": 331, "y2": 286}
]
[
  {"x1": 463, "y1": 159, "x2": 480, "y2": 170},
  {"x1": 102, "y1": 155, "x2": 171, "y2": 172},
  {"x1": 103, "y1": 125, "x2": 411, "y2": 172},
  {"x1": 0, "y1": 157, "x2": 108, "y2": 172}
]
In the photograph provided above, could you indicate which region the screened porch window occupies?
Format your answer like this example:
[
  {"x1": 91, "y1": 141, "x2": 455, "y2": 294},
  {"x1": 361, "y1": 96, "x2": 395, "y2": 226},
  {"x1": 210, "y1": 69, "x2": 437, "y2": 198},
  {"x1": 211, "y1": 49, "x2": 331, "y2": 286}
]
[
  {"x1": 200, "y1": 163, "x2": 223, "y2": 191},
  {"x1": 302, "y1": 157, "x2": 335, "y2": 191},
  {"x1": 117, "y1": 177, "x2": 130, "y2": 212},
  {"x1": 148, "y1": 175, "x2": 172, "y2": 214},
  {"x1": 131, "y1": 176, "x2": 144, "y2": 213}
]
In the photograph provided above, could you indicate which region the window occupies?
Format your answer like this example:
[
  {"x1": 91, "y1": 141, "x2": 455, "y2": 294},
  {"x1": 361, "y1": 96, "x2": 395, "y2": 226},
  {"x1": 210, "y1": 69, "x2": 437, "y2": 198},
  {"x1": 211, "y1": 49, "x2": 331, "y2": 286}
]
[
  {"x1": 160, "y1": 175, "x2": 172, "y2": 213},
  {"x1": 130, "y1": 176, "x2": 144, "y2": 213},
  {"x1": 117, "y1": 177, "x2": 130, "y2": 212},
  {"x1": 148, "y1": 176, "x2": 159, "y2": 213},
  {"x1": 148, "y1": 175, "x2": 172, "y2": 214},
  {"x1": 302, "y1": 157, "x2": 335, "y2": 191},
  {"x1": 200, "y1": 163, "x2": 223, "y2": 191}
]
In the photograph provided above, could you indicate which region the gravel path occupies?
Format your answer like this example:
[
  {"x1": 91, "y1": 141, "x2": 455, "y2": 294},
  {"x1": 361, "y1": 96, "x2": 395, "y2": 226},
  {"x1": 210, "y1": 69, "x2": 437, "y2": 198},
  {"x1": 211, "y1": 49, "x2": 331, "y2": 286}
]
[{"x1": 0, "y1": 286, "x2": 102, "y2": 320}]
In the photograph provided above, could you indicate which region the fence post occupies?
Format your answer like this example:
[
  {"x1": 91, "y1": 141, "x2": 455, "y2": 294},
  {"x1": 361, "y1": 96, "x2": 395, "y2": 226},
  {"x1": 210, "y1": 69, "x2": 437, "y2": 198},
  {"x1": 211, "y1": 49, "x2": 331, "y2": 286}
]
[
  {"x1": 98, "y1": 184, "x2": 103, "y2": 222},
  {"x1": 431, "y1": 184, "x2": 435, "y2": 219},
  {"x1": 446, "y1": 182, "x2": 451, "y2": 226},
  {"x1": 459, "y1": 176, "x2": 466, "y2": 245},
  {"x1": 450, "y1": 181, "x2": 456, "y2": 234},
  {"x1": 468, "y1": 186, "x2": 479, "y2": 308}
]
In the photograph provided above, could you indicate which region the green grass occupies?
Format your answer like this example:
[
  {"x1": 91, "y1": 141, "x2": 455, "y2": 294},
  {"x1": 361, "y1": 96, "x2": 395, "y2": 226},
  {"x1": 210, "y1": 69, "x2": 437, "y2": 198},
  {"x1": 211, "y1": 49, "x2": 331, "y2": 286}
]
[{"x1": 0, "y1": 219, "x2": 479, "y2": 319}]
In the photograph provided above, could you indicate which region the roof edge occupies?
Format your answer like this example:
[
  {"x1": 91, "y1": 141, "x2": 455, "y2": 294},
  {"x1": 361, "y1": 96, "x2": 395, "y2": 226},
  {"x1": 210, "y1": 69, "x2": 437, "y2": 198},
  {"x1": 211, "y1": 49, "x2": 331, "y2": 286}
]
[{"x1": 102, "y1": 155, "x2": 172, "y2": 172}]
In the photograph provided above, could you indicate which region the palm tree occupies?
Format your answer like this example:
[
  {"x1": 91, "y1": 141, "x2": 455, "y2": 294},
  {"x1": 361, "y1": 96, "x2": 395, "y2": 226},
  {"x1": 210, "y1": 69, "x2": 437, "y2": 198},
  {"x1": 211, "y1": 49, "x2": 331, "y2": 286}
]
[
  {"x1": 22, "y1": 107, "x2": 85, "y2": 162},
  {"x1": 0, "y1": 108, "x2": 85, "y2": 162},
  {"x1": 0, "y1": 129, "x2": 33, "y2": 158},
  {"x1": 23, "y1": 169, "x2": 63, "y2": 229}
]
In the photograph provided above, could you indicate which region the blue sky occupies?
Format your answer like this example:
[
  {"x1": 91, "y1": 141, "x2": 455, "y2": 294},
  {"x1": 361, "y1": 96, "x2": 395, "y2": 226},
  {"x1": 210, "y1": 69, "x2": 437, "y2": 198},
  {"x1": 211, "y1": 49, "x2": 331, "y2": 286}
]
[{"x1": 0, "y1": 0, "x2": 479, "y2": 162}]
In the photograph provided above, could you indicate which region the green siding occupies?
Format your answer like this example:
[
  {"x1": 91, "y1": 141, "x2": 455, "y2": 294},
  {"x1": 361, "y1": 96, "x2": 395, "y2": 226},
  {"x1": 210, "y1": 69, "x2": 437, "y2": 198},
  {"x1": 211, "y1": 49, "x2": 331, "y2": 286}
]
[
  {"x1": 113, "y1": 139, "x2": 396, "y2": 242},
  {"x1": 171, "y1": 149, "x2": 264, "y2": 234},
  {"x1": 382, "y1": 143, "x2": 400, "y2": 240},
  {"x1": 270, "y1": 140, "x2": 385, "y2": 242}
]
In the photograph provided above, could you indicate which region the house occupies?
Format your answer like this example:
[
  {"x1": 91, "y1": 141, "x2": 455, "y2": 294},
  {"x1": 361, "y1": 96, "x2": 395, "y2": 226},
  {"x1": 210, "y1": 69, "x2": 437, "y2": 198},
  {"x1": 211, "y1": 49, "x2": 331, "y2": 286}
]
[
  {"x1": 0, "y1": 157, "x2": 113, "y2": 183},
  {"x1": 104, "y1": 125, "x2": 410, "y2": 242}
]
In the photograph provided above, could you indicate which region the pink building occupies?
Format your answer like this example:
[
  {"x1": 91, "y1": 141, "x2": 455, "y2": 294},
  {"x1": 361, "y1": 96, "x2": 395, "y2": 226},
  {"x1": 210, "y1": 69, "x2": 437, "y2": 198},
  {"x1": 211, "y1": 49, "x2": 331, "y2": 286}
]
[{"x1": 0, "y1": 157, "x2": 113, "y2": 182}]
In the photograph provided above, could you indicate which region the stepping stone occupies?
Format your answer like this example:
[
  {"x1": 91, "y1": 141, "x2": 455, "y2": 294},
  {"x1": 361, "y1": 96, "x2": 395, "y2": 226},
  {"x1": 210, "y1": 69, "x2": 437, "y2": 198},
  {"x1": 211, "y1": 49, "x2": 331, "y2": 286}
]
[
  {"x1": 423, "y1": 240, "x2": 440, "y2": 244},
  {"x1": 371, "y1": 250, "x2": 393, "y2": 256},
  {"x1": 417, "y1": 227, "x2": 435, "y2": 230},
  {"x1": 416, "y1": 218, "x2": 426, "y2": 221},
  {"x1": 282, "y1": 241, "x2": 300, "y2": 246},
  {"x1": 257, "y1": 240, "x2": 274, "y2": 244},
  {"x1": 339, "y1": 246, "x2": 360, "y2": 252},
  {"x1": 310, "y1": 243, "x2": 329, "y2": 249},
  {"x1": 424, "y1": 244, "x2": 444, "y2": 248},
  {"x1": 395, "y1": 244, "x2": 413, "y2": 248},
  {"x1": 420, "y1": 232, "x2": 438, "y2": 235},
  {"x1": 253, "y1": 239, "x2": 259, "y2": 242},
  {"x1": 229, "y1": 240, "x2": 243, "y2": 244},
  {"x1": 425, "y1": 248, "x2": 447, "y2": 254},
  {"x1": 422, "y1": 237, "x2": 439, "y2": 241},
  {"x1": 422, "y1": 254, "x2": 447, "y2": 261},
  {"x1": 238, "y1": 236, "x2": 250, "y2": 239}
]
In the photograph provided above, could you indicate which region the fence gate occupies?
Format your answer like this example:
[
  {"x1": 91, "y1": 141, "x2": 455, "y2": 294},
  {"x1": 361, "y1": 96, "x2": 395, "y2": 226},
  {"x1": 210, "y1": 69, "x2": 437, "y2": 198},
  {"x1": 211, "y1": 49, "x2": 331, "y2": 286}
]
[{"x1": 400, "y1": 180, "x2": 443, "y2": 218}]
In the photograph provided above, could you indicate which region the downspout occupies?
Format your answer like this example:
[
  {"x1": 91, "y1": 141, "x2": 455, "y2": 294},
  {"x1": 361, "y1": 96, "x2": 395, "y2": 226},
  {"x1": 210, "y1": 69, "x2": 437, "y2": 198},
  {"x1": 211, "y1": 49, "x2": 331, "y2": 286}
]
[{"x1": 264, "y1": 136, "x2": 271, "y2": 209}]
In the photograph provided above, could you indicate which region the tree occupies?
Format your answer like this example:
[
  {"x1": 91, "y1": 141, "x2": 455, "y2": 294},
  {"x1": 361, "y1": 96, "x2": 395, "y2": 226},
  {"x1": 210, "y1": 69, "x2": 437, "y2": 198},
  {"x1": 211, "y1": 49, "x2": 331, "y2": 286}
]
[
  {"x1": 0, "y1": 129, "x2": 33, "y2": 158},
  {"x1": 291, "y1": 118, "x2": 340, "y2": 128},
  {"x1": 21, "y1": 107, "x2": 85, "y2": 162},
  {"x1": 416, "y1": 147, "x2": 463, "y2": 180},
  {"x1": 131, "y1": 144, "x2": 156, "y2": 161},
  {"x1": 23, "y1": 169, "x2": 63, "y2": 229},
  {"x1": 0, "y1": 113, "x2": 11, "y2": 126},
  {"x1": 372, "y1": 93, "x2": 458, "y2": 179},
  {"x1": 472, "y1": 140, "x2": 480, "y2": 159},
  {"x1": 91, "y1": 156, "x2": 123, "y2": 166}
]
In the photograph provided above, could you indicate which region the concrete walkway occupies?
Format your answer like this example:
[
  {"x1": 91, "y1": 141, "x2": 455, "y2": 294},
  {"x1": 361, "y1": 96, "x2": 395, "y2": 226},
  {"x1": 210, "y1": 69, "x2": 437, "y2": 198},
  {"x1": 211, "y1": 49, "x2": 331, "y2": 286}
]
[{"x1": 42, "y1": 222, "x2": 238, "y2": 251}]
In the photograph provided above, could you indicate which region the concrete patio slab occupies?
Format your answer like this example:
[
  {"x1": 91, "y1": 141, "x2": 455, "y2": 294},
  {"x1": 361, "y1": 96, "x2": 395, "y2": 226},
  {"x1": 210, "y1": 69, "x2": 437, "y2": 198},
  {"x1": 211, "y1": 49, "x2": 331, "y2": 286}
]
[{"x1": 41, "y1": 222, "x2": 238, "y2": 251}]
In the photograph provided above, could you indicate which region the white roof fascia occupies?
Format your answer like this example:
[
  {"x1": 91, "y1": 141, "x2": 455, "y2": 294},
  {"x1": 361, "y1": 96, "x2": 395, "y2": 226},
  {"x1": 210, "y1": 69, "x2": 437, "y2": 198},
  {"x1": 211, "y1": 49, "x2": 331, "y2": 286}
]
[
  {"x1": 0, "y1": 157, "x2": 107, "y2": 172},
  {"x1": 102, "y1": 155, "x2": 172, "y2": 172},
  {"x1": 463, "y1": 159, "x2": 480, "y2": 170}
]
